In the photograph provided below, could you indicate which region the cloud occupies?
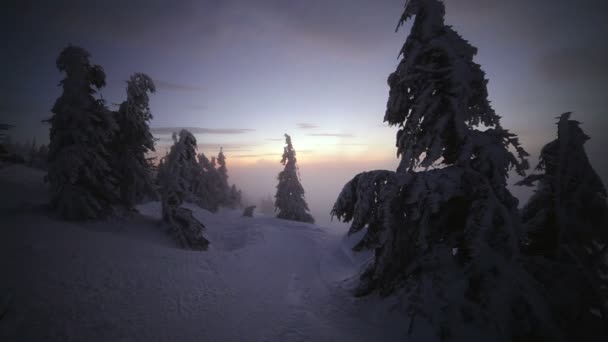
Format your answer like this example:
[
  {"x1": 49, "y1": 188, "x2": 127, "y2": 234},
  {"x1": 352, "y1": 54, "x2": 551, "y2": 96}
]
[
  {"x1": 232, "y1": 153, "x2": 281, "y2": 159},
  {"x1": 151, "y1": 127, "x2": 255, "y2": 135},
  {"x1": 154, "y1": 80, "x2": 205, "y2": 92},
  {"x1": 296, "y1": 122, "x2": 318, "y2": 129},
  {"x1": 307, "y1": 133, "x2": 354, "y2": 138},
  {"x1": 536, "y1": 45, "x2": 608, "y2": 83},
  {"x1": 328, "y1": 143, "x2": 368, "y2": 146},
  {"x1": 265, "y1": 138, "x2": 284, "y2": 141},
  {"x1": 197, "y1": 144, "x2": 255, "y2": 152}
]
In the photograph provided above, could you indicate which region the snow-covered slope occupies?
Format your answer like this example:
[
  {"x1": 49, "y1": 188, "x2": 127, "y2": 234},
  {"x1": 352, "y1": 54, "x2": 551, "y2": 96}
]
[{"x1": 0, "y1": 164, "x2": 407, "y2": 341}]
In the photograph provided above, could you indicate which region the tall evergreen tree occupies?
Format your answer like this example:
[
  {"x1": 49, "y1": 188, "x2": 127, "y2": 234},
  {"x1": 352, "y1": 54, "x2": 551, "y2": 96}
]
[
  {"x1": 46, "y1": 45, "x2": 119, "y2": 220},
  {"x1": 517, "y1": 113, "x2": 608, "y2": 340},
  {"x1": 216, "y1": 147, "x2": 231, "y2": 205},
  {"x1": 332, "y1": 1, "x2": 558, "y2": 340},
  {"x1": 275, "y1": 134, "x2": 314, "y2": 223},
  {"x1": 217, "y1": 147, "x2": 229, "y2": 189},
  {"x1": 158, "y1": 129, "x2": 209, "y2": 250},
  {"x1": 113, "y1": 73, "x2": 157, "y2": 210}
]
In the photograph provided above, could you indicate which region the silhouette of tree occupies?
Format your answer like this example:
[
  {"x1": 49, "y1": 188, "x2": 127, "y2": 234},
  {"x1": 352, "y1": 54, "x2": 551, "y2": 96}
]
[
  {"x1": 46, "y1": 45, "x2": 119, "y2": 220},
  {"x1": 275, "y1": 134, "x2": 314, "y2": 223}
]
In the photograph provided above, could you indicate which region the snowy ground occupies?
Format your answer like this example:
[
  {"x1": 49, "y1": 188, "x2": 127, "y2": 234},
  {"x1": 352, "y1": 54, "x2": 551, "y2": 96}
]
[{"x1": 0, "y1": 164, "x2": 407, "y2": 341}]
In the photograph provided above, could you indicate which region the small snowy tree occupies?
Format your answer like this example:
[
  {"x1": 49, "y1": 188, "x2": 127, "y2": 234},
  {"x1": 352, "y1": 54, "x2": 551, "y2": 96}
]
[
  {"x1": 46, "y1": 45, "x2": 119, "y2": 220},
  {"x1": 517, "y1": 113, "x2": 608, "y2": 340},
  {"x1": 210, "y1": 147, "x2": 241, "y2": 208},
  {"x1": 217, "y1": 147, "x2": 229, "y2": 190},
  {"x1": 158, "y1": 130, "x2": 209, "y2": 250},
  {"x1": 113, "y1": 73, "x2": 157, "y2": 210},
  {"x1": 228, "y1": 184, "x2": 242, "y2": 209},
  {"x1": 331, "y1": 1, "x2": 560, "y2": 340},
  {"x1": 195, "y1": 152, "x2": 222, "y2": 212},
  {"x1": 242, "y1": 205, "x2": 256, "y2": 217},
  {"x1": 275, "y1": 134, "x2": 314, "y2": 223}
]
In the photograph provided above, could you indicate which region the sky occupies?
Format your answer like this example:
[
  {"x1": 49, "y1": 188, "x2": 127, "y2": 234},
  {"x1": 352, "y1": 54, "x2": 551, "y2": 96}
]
[{"x1": 2, "y1": 0, "x2": 607, "y2": 226}]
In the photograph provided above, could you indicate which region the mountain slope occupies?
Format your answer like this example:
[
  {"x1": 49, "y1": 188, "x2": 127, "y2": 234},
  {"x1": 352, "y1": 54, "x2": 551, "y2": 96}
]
[{"x1": 0, "y1": 165, "x2": 406, "y2": 341}]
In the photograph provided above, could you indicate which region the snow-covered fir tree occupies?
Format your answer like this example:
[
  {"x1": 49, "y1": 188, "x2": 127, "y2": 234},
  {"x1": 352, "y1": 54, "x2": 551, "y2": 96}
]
[
  {"x1": 195, "y1": 152, "x2": 222, "y2": 212},
  {"x1": 46, "y1": 45, "x2": 119, "y2": 220},
  {"x1": 158, "y1": 130, "x2": 209, "y2": 250},
  {"x1": 228, "y1": 184, "x2": 242, "y2": 209},
  {"x1": 217, "y1": 147, "x2": 229, "y2": 193},
  {"x1": 517, "y1": 112, "x2": 608, "y2": 340},
  {"x1": 113, "y1": 73, "x2": 157, "y2": 210},
  {"x1": 215, "y1": 147, "x2": 242, "y2": 208},
  {"x1": 275, "y1": 134, "x2": 314, "y2": 223},
  {"x1": 332, "y1": 1, "x2": 560, "y2": 340}
]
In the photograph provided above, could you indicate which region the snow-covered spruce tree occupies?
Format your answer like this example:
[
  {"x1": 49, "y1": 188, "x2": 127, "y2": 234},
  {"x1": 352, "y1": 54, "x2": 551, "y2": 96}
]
[
  {"x1": 275, "y1": 134, "x2": 314, "y2": 223},
  {"x1": 158, "y1": 130, "x2": 209, "y2": 250},
  {"x1": 332, "y1": 170, "x2": 401, "y2": 252},
  {"x1": 46, "y1": 45, "x2": 119, "y2": 220},
  {"x1": 228, "y1": 184, "x2": 242, "y2": 209},
  {"x1": 213, "y1": 147, "x2": 242, "y2": 208},
  {"x1": 517, "y1": 113, "x2": 608, "y2": 340},
  {"x1": 215, "y1": 147, "x2": 232, "y2": 206},
  {"x1": 195, "y1": 152, "x2": 222, "y2": 212},
  {"x1": 332, "y1": 1, "x2": 561, "y2": 340},
  {"x1": 217, "y1": 147, "x2": 229, "y2": 191},
  {"x1": 113, "y1": 73, "x2": 157, "y2": 210}
]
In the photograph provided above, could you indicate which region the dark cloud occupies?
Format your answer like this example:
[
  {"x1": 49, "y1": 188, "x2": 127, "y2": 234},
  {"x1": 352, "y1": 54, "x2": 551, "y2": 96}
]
[
  {"x1": 198, "y1": 143, "x2": 254, "y2": 152},
  {"x1": 308, "y1": 133, "x2": 354, "y2": 138},
  {"x1": 296, "y1": 122, "x2": 318, "y2": 129},
  {"x1": 151, "y1": 127, "x2": 255, "y2": 135},
  {"x1": 154, "y1": 139, "x2": 255, "y2": 152},
  {"x1": 154, "y1": 80, "x2": 205, "y2": 92},
  {"x1": 537, "y1": 45, "x2": 608, "y2": 83}
]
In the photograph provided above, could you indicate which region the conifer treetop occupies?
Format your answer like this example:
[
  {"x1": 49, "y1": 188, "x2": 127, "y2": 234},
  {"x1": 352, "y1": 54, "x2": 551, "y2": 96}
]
[
  {"x1": 125, "y1": 73, "x2": 156, "y2": 120},
  {"x1": 56, "y1": 45, "x2": 106, "y2": 90},
  {"x1": 385, "y1": 0, "x2": 527, "y2": 178},
  {"x1": 281, "y1": 134, "x2": 296, "y2": 165}
]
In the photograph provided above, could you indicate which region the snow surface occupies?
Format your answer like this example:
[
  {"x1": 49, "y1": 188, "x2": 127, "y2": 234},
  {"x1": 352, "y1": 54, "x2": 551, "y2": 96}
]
[{"x1": 0, "y1": 164, "x2": 408, "y2": 341}]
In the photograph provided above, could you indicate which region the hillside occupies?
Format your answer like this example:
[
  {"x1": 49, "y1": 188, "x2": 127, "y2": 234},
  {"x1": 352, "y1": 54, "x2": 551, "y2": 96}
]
[{"x1": 0, "y1": 165, "x2": 406, "y2": 341}]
